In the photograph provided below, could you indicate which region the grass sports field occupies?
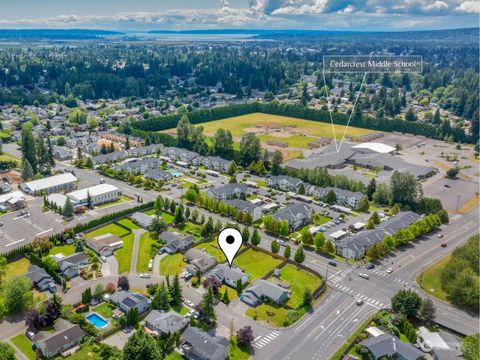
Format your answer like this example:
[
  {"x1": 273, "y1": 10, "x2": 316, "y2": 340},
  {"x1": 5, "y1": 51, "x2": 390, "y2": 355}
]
[{"x1": 165, "y1": 112, "x2": 376, "y2": 160}]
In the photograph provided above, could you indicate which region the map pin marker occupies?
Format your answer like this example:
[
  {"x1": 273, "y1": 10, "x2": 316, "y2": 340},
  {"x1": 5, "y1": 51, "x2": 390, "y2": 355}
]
[{"x1": 218, "y1": 228, "x2": 243, "y2": 268}]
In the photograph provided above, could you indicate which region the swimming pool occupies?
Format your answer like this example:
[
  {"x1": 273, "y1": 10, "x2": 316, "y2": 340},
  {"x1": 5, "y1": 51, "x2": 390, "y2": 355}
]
[
  {"x1": 169, "y1": 170, "x2": 182, "y2": 177},
  {"x1": 86, "y1": 313, "x2": 108, "y2": 328}
]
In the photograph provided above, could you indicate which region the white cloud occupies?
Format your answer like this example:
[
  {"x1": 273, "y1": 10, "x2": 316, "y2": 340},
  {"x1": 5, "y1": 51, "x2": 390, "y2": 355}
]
[{"x1": 455, "y1": 0, "x2": 480, "y2": 13}]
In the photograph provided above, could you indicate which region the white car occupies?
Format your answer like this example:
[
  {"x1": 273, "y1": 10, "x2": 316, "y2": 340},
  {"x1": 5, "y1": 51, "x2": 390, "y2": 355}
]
[
  {"x1": 140, "y1": 273, "x2": 151, "y2": 279},
  {"x1": 184, "y1": 299, "x2": 194, "y2": 307},
  {"x1": 358, "y1": 273, "x2": 370, "y2": 280},
  {"x1": 100, "y1": 256, "x2": 107, "y2": 263},
  {"x1": 386, "y1": 268, "x2": 393, "y2": 274}
]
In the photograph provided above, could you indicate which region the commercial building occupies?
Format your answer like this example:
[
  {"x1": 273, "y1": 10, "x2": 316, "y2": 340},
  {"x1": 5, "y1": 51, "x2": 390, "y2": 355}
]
[
  {"x1": 21, "y1": 173, "x2": 78, "y2": 195},
  {"x1": 67, "y1": 184, "x2": 121, "y2": 207}
]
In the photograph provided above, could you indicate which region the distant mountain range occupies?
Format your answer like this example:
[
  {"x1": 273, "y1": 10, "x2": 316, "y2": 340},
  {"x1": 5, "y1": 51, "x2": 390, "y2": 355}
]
[{"x1": 0, "y1": 29, "x2": 124, "y2": 40}]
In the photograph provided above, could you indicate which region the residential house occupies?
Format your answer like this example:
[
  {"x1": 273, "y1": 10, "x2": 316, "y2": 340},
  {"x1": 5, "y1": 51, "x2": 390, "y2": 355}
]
[
  {"x1": 25, "y1": 265, "x2": 56, "y2": 293},
  {"x1": 33, "y1": 320, "x2": 86, "y2": 358},
  {"x1": 202, "y1": 156, "x2": 232, "y2": 173},
  {"x1": 417, "y1": 327, "x2": 462, "y2": 359},
  {"x1": 206, "y1": 183, "x2": 249, "y2": 202},
  {"x1": 224, "y1": 199, "x2": 262, "y2": 221},
  {"x1": 207, "y1": 264, "x2": 249, "y2": 288},
  {"x1": 360, "y1": 333, "x2": 424, "y2": 360},
  {"x1": 267, "y1": 175, "x2": 305, "y2": 192},
  {"x1": 308, "y1": 186, "x2": 365, "y2": 210},
  {"x1": 110, "y1": 291, "x2": 150, "y2": 314},
  {"x1": 184, "y1": 248, "x2": 217, "y2": 275},
  {"x1": 131, "y1": 212, "x2": 155, "y2": 229},
  {"x1": 55, "y1": 252, "x2": 89, "y2": 279},
  {"x1": 52, "y1": 146, "x2": 72, "y2": 161},
  {"x1": 181, "y1": 326, "x2": 229, "y2": 360},
  {"x1": 114, "y1": 157, "x2": 160, "y2": 174},
  {"x1": 144, "y1": 310, "x2": 188, "y2": 335},
  {"x1": 162, "y1": 147, "x2": 200, "y2": 164},
  {"x1": 144, "y1": 169, "x2": 173, "y2": 181},
  {"x1": 273, "y1": 204, "x2": 313, "y2": 230},
  {"x1": 0, "y1": 191, "x2": 26, "y2": 210},
  {"x1": 335, "y1": 212, "x2": 420, "y2": 259},
  {"x1": 241, "y1": 279, "x2": 290, "y2": 306},
  {"x1": 91, "y1": 151, "x2": 127, "y2": 165},
  {"x1": 85, "y1": 234, "x2": 123, "y2": 257},
  {"x1": 160, "y1": 232, "x2": 195, "y2": 254}
]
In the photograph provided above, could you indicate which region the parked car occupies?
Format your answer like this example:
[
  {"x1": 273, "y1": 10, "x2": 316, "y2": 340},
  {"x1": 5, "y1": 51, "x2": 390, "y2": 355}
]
[
  {"x1": 0, "y1": 222, "x2": 4, "y2": 226},
  {"x1": 100, "y1": 256, "x2": 107, "y2": 263},
  {"x1": 356, "y1": 299, "x2": 364, "y2": 306},
  {"x1": 328, "y1": 261, "x2": 337, "y2": 267},
  {"x1": 184, "y1": 299, "x2": 195, "y2": 308},
  {"x1": 358, "y1": 273, "x2": 370, "y2": 280},
  {"x1": 140, "y1": 273, "x2": 151, "y2": 279},
  {"x1": 366, "y1": 264, "x2": 375, "y2": 270},
  {"x1": 386, "y1": 268, "x2": 393, "y2": 274},
  {"x1": 441, "y1": 243, "x2": 447, "y2": 248}
]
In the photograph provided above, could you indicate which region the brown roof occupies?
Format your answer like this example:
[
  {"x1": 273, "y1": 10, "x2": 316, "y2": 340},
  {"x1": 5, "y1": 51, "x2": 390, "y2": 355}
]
[{"x1": 85, "y1": 234, "x2": 121, "y2": 252}]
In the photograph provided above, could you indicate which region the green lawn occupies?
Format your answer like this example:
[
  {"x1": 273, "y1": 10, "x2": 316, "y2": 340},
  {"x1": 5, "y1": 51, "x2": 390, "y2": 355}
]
[
  {"x1": 235, "y1": 249, "x2": 283, "y2": 281},
  {"x1": 195, "y1": 239, "x2": 226, "y2": 263},
  {"x1": 181, "y1": 222, "x2": 203, "y2": 238},
  {"x1": 137, "y1": 232, "x2": 156, "y2": 273},
  {"x1": 172, "y1": 304, "x2": 190, "y2": 316},
  {"x1": 49, "y1": 244, "x2": 75, "y2": 257},
  {"x1": 246, "y1": 303, "x2": 289, "y2": 328},
  {"x1": 96, "y1": 195, "x2": 133, "y2": 209},
  {"x1": 11, "y1": 334, "x2": 36, "y2": 360},
  {"x1": 229, "y1": 337, "x2": 252, "y2": 360},
  {"x1": 144, "y1": 210, "x2": 174, "y2": 224},
  {"x1": 85, "y1": 223, "x2": 130, "y2": 238},
  {"x1": 66, "y1": 344, "x2": 102, "y2": 360},
  {"x1": 258, "y1": 134, "x2": 317, "y2": 149},
  {"x1": 0, "y1": 152, "x2": 20, "y2": 164},
  {"x1": 165, "y1": 353, "x2": 185, "y2": 360},
  {"x1": 159, "y1": 253, "x2": 186, "y2": 276},
  {"x1": 220, "y1": 285, "x2": 238, "y2": 301},
  {"x1": 313, "y1": 215, "x2": 331, "y2": 226},
  {"x1": 115, "y1": 233, "x2": 135, "y2": 274},
  {"x1": 6, "y1": 258, "x2": 31, "y2": 279},
  {"x1": 417, "y1": 255, "x2": 451, "y2": 301},
  {"x1": 92, "y1": 303, "x2": 115, "y2": 319},
  {"x1": 117, "y1": 218, "x2": 141, "y2": 230},
  {"x1": 273, "y1": 264, "x2": 323, "y2": 309}
]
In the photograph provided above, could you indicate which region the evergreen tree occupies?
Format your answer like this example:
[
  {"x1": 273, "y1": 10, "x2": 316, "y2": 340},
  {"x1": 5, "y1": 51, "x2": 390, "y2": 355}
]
[
  {"x1": 294, "y1": 246, "x2": 305, "y2": 263},
  {"x1": 21, "y1": 159, "x2": 34, "y2": 181},
  {"x1": 21, "y1": 126, "x2": 37, "y2": 173},
  {"x1": 325, "y1": 190, "x2": 337, "y2": 204},
  {"x1": 284, "y1": 245, "x2": 291, "y2": 259},
  {"x1": 63, "y1": 197, "x2": 74, "y2": 218},
  {"x1": 251, "y1": 229, "x2": 261, "y2": 246},
  {"x1": 200, "y1": 285, "x2": 217, "y2": 326},
  {"x1": 222, "y1": 287, "x2": 230, "y2": 305},
  {"x1": 153, "y1": 282, "x2": 170, "y2": 311},
  {"x1": 271, "y1": 240, "x2": 280, "y2": 254},
  {"x1": 358, "y1": 196, "x2": 370, "y2": 212},
  {"x1": 323, "y1": 241, "x2": 335, "y2": 255},
  {"x1": 271, "y1": 150, "x2": 283, "y2": 175},
  {"x1": 366, "y1": 179, "x2": 377, "y2": 201},
  {"x1": 169, "y1": 274, "x2": 182, "y2": 307}
]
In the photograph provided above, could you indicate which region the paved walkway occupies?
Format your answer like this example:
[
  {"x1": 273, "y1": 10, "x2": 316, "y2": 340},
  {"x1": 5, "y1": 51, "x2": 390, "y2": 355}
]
[
  {"x1": 153, "y1": 253, "x2": 165, "y2": 276},
  {"x1": 130, "y1": 229, "x2": 145, "y2": 275}
]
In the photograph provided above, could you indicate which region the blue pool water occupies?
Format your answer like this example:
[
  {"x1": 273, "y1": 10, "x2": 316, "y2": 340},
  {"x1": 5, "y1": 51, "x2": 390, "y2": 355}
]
[
  {"x1": 169, "y1": 170, "x2": 182, "y2": 177},
  {"x1": 86, "y1": 313, "x2": 108, "y2": 328}
]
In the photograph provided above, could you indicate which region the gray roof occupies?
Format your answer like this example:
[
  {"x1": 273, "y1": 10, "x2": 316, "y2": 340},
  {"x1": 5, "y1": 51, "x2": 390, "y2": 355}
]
[
  {"x1": 268, "y1": 175, "x2": 303, "y2": 187},
  {"x1": 110, "y1": 291, "x2": 149, "y2": 310},
  {"x1": 244, "y1": 279, "x2": 289, "y2": 303},
  {"x1": 56, "y1": 252, "x2": 88, "y2": 272},
  {"x1": 284, "y1": 143, "x2": 355, "y2": 170},
  {"x1": 144, "y1": 168, "x2": 173, "y2": 181},
  {"x1": 208, "y1": 183, "x2": 248, "y2": 197},
  {"x1": 311, "y1": 186, "x2": 364, "y2": 200},
  {"x1": 114, "y1": 157, "x2": 159, "y2": 172},
  {"x1": 336, "y1": 212, "x2": 420, "y2": 253},
  {"x1": 224, "y1": 199, "x2": 257, "y2": 212},
  {"x1": 273, "y1": 203, "x2": 312, "y2": 222},
  {"x1": 182, "y1": 326, "x2": 229, "y2": 360},
  {"x1": 145, "y1": 310, "x2": 187, "y2": 334},
  {"x1": 185, "y1": 248, "x2": 217, "y2": 273},
  {"x1": 361, "y1": 333, "x2": 424, "y2": 360},
  {"x1": 25, "y1": 265, "x2": 54, "y2": 288},
  {"x1": 36, "y1": 322, "x2": 85, "y2": 355},
  {"x1": 160, "y1": 231, "x2": 194, "y2": 252},
  {"x1": 208, "y1": 264, "x2": 248, "y2": 283},
  {"x1": 131, "y1": 212, "x2": 155, "y2": 228}
]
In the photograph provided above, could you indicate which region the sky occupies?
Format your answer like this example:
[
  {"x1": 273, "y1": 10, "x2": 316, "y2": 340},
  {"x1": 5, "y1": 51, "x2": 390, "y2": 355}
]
[{"x1": 0, "y1": 0, "x2": 478, "y2": 31}]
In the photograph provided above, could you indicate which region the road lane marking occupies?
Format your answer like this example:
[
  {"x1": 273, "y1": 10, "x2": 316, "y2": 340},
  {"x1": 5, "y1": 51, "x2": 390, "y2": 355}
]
[
  {"x1": 6, "y1": 239, "x2": 25, "y2": 247},
  {"x1": 36, "y1": 228, "x2": 53, "y2": 236}
]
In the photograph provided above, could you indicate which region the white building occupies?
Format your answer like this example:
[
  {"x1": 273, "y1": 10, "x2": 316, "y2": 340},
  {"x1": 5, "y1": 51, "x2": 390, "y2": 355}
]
[
  {"x1": 67, "y1": 184, "x2": 121, "y2": 206},
  {"x1": 21, "y1": 173, "x2": 78, "y2": 195},
  {"x1": 351, "y1": 142, "x2": 395, "y2": 154}
]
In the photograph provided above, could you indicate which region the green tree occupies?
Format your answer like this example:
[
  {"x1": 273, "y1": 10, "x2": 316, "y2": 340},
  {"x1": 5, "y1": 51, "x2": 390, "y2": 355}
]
[
  {"x1": 152, "y1": 282, "x2": 170, "y2": 311},
  {"x1": 358, "y1": 196, "x2": 370, "y2": 212},
  {"x1": 303, "y1": 289, "x2": 313, "y2": 307},
  {"x1": 169, "y1": 274, "x2": 182, "y2": 307},
  {"x1": 222, "y1": 287, "x2": 230, "y2": 305},
  {"x1": 390, "y1": 171, "x2": 420, "y2": 207},
  {"x1": 405, "y1": 108, "x2": 416, "y2": 121},
  {"x1": 323, "y1": 241, "x2": 335, "y2": 255},
  {"x1": 369, "y1": 211, "x2": 381, "y2": 225},
  {"x1": 200, "y1": 285, "x2": 217, "y2": 326},
  {"x1": 271, "y1": 240, "x2": 280, "y2": 254},
  {"x1": 366, "y1": 179, "x2": 377, "y2": 201},
  {"x1": 149, "y1": 216, "x2": 168, "y2": 239},
  {"x1": 462, "y1": 334, "x2": 480, "y2": 360},
  {"x1": 174, "y1": 205, "x2": 185, "y2": 224},
  {"x1": 176, "y1": 114, "x2": 191, "y2": 148},
  {"x1": 251, "y1": 229, "x2": 261, "y2": 246},
  {"x1": 0, "y1": 256, "x2": 6, "y2": 283},
  {"x1": 391, "y1": 289, "x2": 423, "y2": 318},
  {"x1": 418, "y1": 298, "x2": 436, "y2": 324},
  {"x1": 21, "y1": 159, "x2": 34, "y2": 181},
  {"x1": 21, "y1": 125, "x2": 37, "y2": 173},
  {"x1": 213, "y1": 128, "x2": 234, "y2": 159},
  {"x1": 279, "y1": 220, "x2": 289, "y2": 237},
  {"x1": 239, "y1": 133, "x2": 261, "y2": 166},
  {"x1": 284, "y1": 245, "x2": 291, "y2": 259},
  {"x1": 301, "y1": 228, "x2": 313, "y2": 246},
  {"x1": 242, "y1": 227, "x2": 250, "y2": 244},
  {"x1": 0, "y1": 342, "x2": 16, "y2": 360},
  {"x1": 294, "y1": 246, "x2": 305, "y2": 263},
  {"x1": 373, "y1": 183, "x2": 392, "y2": 205},
  {"x1": 314, "y1": 233, "x2": 326, "y2": 251},
  {"x1": 271, "y1": 150, "x2": 283, "y2": 176},
  {"x1": 236, "y1": 279, "x2": 243, "y2": 296},
  {"x1": 63, "y1": 197, "x2": 74, "y2": 218},
  {"x1": 325, "y1": 190, "x2": 337, "y2": 204},
  {"x1": 3, "y1": 277, "x2": 33, "y2": 315},
  {"x1": 122, "y1": 330, "x2": 162, "y2": 360}
]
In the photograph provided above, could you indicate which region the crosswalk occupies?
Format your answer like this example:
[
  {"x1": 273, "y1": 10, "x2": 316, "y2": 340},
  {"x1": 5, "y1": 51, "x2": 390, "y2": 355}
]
[
  {"x1": 253, "y1": 330, "x2": 281, "y2": 349},
  {"x1": 327, "y1": 269, "x2": 351, "y2": 285},
  {"x1": 330, "y1": 283, "x2": 390, "y2": 309},
  {"x1": 369, "y1": 268, "x2": 410, "y2": 286}
]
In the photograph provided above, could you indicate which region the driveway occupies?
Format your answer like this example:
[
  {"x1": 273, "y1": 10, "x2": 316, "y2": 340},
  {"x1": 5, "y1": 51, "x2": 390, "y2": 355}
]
[
  {"x1": 102, "y1": 256, "x2": 118, "y2": 277},
  {"x1": 152, "y1": 253, "x2": 165, "y2": 276},
  {"x1": 130, "y1": 229, "x2": 145, "y2": 274},
  {"x1": 103, "y1": 328, "x2": 135, "y2": 349}
]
